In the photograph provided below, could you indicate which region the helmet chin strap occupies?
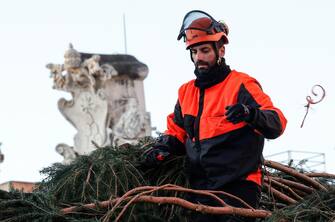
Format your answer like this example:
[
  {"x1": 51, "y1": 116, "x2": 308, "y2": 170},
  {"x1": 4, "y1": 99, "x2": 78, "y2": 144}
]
[
  {"x1": 213, "y1": 42, "x2": 223, "y2": 65},
  {"x1": 190, "y1": 50, "x2": 194, "y2": 63}
]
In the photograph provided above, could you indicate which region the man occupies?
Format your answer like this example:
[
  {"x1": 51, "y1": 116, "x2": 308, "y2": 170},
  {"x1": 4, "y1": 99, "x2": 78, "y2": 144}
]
[{"x1": 145, "y1": 10, "x2": 287, "y2": 221}]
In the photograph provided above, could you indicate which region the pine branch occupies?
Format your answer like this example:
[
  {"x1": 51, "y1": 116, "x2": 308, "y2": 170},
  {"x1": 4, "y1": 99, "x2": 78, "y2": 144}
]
[{"x1": 264, "y1": 160, "x2": 327, "y2": 191}]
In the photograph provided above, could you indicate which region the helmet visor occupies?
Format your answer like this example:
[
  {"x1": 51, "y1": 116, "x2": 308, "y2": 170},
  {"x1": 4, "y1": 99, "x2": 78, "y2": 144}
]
[{"x1": 177, "y1": 10, "x2": 216, "y2": 41}]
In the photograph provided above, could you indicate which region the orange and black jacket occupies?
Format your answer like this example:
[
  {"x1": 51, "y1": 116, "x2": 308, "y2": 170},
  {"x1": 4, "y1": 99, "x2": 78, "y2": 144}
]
[{"x1": 159, "y1": 70, "x2": 287, "y2": 190}]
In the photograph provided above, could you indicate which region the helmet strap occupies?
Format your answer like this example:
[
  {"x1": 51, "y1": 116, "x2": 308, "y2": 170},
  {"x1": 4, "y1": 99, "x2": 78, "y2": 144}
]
[
  {"x1": 217, "y1": 57, "x2": 222, "y2": 66},
  {"x1": 213, "y1": 42, "x2": 220, "y2": 65},
  {"x1": 190, "y1": 50, "x2": 194, "y2": 63}
]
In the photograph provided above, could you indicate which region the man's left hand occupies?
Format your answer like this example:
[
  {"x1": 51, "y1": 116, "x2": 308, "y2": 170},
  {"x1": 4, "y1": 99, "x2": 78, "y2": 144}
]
[
  {"x1": 142, "y1": 146, "x2": 170, "y2": 168},
  {"x1": 225, "y1": 104, "x2": 253, "y2": 124}
]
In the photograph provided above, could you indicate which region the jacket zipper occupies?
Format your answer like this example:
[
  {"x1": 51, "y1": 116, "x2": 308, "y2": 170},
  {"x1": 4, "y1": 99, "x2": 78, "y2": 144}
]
[{"x1": 194, "y1": 88, "x2": 205, "y2": 152}]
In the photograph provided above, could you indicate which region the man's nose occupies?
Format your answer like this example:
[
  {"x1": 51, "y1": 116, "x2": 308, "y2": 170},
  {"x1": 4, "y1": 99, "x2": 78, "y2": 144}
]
[{"x1": 194, "y1": 52, "x2": 204, "y2": 62}]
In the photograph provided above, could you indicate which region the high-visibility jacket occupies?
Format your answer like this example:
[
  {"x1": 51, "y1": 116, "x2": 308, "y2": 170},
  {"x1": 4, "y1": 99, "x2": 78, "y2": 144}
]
[{"x1": 162, "y1": 70, "x2": 287, "y2": 190}]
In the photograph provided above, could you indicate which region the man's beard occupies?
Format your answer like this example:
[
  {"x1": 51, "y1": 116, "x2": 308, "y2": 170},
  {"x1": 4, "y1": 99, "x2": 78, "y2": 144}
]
[
  {"x1": 195, "y1": 61, "x2": 215, "y2": 76},
  {"x1": 193, "y1": 57, "x2": 231, "y2": 89}
]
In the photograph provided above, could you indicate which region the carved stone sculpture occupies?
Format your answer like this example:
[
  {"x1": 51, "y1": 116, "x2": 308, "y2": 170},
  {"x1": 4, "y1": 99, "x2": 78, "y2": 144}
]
[
  {"x1": 58, "y1": 89, "x2": 109, "y2": 155},
  {"x1": 55, "y1": 143, "x2": 77, "y2": 165},
  {"x1": 113, "y1": 97, "x2": 150, "y2": 146},
  {"x1": 47, "y1": 44, "x2": 152, "y2": 164}
]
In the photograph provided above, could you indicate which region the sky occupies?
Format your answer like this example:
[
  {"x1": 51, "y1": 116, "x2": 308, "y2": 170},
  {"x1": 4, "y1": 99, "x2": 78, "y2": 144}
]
[{"x1": 0, "y1": 0, "x2": 335, "y2": 183}]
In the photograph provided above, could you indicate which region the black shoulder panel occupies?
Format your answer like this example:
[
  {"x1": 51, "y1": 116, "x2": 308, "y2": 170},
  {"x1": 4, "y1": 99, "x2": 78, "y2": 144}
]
[
  {"x1": 237, "y1": 83, "x2": 261, "y2": 109},
  {"x1": 173, "y1": 101, "x2": 184, "y2": 129}
]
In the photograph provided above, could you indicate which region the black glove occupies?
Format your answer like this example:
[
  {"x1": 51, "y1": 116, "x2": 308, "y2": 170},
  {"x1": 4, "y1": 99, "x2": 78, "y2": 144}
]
[
  {"x1": 225, "y1": 104, "x2": 254, "y2": 124},
  {"x1": 142, "y1": 146, "x2": 170, "y2": 168}
]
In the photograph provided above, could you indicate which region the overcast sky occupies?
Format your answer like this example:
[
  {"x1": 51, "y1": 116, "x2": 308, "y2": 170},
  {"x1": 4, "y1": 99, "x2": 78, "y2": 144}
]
[{"x1": 0, "y1": 0, "x2": 335, "y2": 183}]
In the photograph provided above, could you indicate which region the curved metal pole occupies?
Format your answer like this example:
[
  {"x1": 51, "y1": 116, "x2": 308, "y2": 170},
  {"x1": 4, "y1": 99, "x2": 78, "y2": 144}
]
[{"x1": 300, "y1": 85, "x2": 326, "y2": 128}]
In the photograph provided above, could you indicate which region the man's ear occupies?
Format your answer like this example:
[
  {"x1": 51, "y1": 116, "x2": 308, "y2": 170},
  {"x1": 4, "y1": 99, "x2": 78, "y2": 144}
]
[{"x1": 218, "y1": 46, "x2": 225, "y2": 58}]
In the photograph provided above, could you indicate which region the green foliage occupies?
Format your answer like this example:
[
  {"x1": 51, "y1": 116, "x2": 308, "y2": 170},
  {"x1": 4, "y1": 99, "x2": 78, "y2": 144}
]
[
  {"x1": 265, "y1": 188, "x2": 335, "y2": 222},
  {"x1": 0, "y1": 190, "x2": 68, "y2": 222},
  {"x1": 38, "y1": 145, "x2": 147, "y2": 204},
  {"x1": 1, "y1": 137, "x2": 334, "y2": 221},
  {"x1": 0, "y1": 137, "x2": 188, "y2": 221}
]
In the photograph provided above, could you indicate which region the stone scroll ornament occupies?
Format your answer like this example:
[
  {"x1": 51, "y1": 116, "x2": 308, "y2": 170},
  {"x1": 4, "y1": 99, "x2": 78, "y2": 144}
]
[
  {"x1": 47, "y1": 44, "x2": 152, "y2": 164},
  {"x1": 46, "y1": 44, "x2": 115, "y2": 164},
  {"x1": 300, "y1": 84, "x2": 326, "y2": 128}
]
